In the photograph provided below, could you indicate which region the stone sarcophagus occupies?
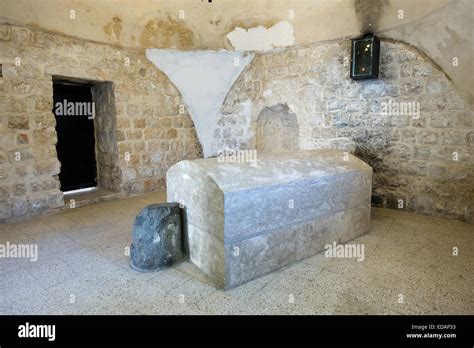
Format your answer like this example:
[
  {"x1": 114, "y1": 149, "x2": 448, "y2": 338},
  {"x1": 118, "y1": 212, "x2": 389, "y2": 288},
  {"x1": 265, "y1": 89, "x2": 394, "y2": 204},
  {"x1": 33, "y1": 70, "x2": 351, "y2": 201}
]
[{"x1": 167, "y1": 149, "x2": 372, "y2": 289}]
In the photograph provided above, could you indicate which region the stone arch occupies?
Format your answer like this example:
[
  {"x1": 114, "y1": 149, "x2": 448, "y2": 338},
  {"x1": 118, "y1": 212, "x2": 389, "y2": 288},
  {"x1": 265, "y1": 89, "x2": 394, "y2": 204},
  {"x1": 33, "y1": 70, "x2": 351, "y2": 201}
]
[{"x1": 255, "y1": 103, "x2": 299, "y2": 153}]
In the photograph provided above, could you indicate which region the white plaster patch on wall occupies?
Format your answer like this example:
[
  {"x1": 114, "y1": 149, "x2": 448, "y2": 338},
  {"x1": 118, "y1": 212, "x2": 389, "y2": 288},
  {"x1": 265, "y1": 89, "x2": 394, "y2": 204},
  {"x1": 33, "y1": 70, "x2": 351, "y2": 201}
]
[
  {"x1": 263, "y1": 89, "x2": 273, "y2": 98},
  {"x1": 146, "y1": 49, "x2": 254, "y2": 157},
  {"x1": 226, "y1": 21, "x2": 295, "y2": 51}
]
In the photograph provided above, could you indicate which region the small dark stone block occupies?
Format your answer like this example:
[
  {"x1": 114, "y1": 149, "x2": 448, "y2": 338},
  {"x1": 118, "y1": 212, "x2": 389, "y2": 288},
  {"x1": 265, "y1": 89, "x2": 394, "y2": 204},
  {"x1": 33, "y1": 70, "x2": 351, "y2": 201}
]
[{"x1": 130, "y1": 203, "x2": 184, "y2": 272}]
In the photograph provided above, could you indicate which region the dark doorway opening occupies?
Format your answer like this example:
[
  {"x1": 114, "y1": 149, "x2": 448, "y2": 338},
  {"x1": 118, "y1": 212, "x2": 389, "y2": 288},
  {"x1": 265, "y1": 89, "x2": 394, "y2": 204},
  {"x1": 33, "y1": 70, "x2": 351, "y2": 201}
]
[{"x1": 53, "y1": 80, "x2": 97, "y2": 192}]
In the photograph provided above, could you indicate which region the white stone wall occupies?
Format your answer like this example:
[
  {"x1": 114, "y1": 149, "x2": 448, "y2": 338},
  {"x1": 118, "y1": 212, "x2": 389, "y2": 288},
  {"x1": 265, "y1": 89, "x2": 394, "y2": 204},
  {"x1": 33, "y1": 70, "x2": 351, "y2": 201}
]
[
  {"x1": 1, "y1": 22, "x2": 472, "y2": 224},
  {"x1": 217, "y1": 39, "x2": 474, "y2": 222},
  {"x1": 0, "y1": 24, "x2": 202, "y2": 222}
]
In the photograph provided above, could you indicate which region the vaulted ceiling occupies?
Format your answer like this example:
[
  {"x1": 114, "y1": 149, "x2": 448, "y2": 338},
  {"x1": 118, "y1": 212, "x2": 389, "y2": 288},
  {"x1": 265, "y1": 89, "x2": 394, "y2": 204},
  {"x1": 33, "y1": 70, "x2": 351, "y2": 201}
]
[
  {"x1": 1, "y1": 0, "x2": 450, "y2": 50},
  {"x1": 1, "y1": 0, "x2": 471, "y2": 105}
]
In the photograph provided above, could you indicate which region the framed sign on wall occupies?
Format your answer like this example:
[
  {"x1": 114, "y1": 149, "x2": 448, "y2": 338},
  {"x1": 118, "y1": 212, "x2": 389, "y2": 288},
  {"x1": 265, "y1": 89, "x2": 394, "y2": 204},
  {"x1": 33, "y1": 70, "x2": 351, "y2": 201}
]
[{"x1": 350, "y1": 34, "x2": 380, "y2": 80}]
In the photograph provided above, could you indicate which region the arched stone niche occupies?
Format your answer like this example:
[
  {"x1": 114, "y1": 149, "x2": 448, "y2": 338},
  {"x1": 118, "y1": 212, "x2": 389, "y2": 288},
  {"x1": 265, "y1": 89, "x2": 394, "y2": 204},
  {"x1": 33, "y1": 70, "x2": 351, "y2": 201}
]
[{"x1": 256, "y1": 104, "x2": 299, "y2": 153}]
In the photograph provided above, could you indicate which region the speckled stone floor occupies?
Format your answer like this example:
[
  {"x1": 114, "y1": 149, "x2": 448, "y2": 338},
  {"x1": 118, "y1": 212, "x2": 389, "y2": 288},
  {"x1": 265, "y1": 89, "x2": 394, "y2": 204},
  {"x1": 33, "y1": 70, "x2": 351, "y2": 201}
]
[{"x1": 1, "y1": 192, "x2": 472, "y2": 315}]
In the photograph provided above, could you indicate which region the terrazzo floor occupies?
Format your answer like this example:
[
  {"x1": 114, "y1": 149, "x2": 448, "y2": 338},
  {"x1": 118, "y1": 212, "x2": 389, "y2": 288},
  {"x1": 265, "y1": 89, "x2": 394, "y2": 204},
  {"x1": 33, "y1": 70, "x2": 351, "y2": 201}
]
[{"x1": 1, "y1": 192, "x2": 473, "y2": 315}]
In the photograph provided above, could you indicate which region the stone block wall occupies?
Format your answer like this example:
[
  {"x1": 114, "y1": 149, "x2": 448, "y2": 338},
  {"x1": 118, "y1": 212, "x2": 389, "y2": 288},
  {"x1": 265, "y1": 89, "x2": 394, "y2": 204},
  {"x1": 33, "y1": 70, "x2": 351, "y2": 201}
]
[
  {"x1": 1, "y1": 22, "x2": 472, "y2": 224},
  {"x1": 0, "y1": 23, "x2": 202, "y2": 222},
  {"x1": 92, "y1": 81, "x2": 121, "y2": 192},
  {"x1": 217, "y1": 39, "x2": 473, "y2": 222}
]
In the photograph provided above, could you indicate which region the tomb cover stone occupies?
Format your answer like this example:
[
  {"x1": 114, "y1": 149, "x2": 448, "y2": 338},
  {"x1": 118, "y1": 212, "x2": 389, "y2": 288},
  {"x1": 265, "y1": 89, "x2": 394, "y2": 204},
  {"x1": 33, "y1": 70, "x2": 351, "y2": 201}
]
[{"x1": 167, "y1": 149, "x2": 373, "y2": 289}]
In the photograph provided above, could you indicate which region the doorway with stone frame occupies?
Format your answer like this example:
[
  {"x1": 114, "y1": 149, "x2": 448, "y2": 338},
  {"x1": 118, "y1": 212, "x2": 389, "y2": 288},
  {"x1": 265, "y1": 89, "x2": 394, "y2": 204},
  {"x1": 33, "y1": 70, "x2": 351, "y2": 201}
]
[{"x1": 51, "y1": 76, "x2": 121, "y2": 205}]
